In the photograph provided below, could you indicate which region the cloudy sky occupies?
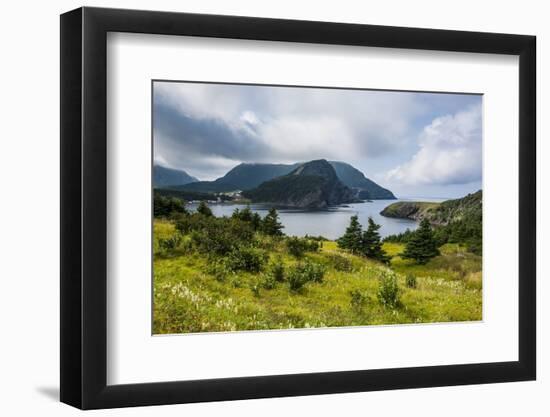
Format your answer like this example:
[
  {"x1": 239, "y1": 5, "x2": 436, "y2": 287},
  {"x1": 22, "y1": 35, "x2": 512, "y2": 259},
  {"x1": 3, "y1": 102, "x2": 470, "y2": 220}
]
[{"x1": 153, "y1": 81, "x2": 482, "y2": 199}]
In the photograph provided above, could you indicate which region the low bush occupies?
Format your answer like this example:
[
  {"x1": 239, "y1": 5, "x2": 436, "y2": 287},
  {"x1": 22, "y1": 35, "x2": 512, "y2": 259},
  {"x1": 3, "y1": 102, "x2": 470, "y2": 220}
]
[
  {"x1": 286, "y1": 236, "x2": 320, "y2": 258},
  {"x1": 189, "y1": 217, "x2": 254, "y2": 256},
  {"x1": 206, "y1": 259, "x2": 233, "y2": 282},
  {"x1": 405, "y1": 273, "x2": 417, "y2": 289},
  {"x1": 154, "y1": 194, "x2": 187, "y2": 218},
  {"x1": 287, "y1": 269, "x2": 310, "y2": 292},
  {"x1": 349, "y1": 289, "x2": 369, "y2": 309},
  {"x1": 157, "y1": 234, "x2": 182, "y2": 256},
  {"x1": 327, "y1": 253, "x2": 354, "y2": 272},
  {"x1": 225, "y1": 247, "x2": 267, "y2": 273},
  {"x1": 269, "y1": 256, "x2": 285, "y2": 282},
  {"x1": 377, "y1": 270, "x2": 400, "y2": 308},
  {"x1": 287, "y1": 261, "x2": 326, "y2": 292},
  {"x1": 260, "y1": 273, "x2": 277, "y2": 290}
]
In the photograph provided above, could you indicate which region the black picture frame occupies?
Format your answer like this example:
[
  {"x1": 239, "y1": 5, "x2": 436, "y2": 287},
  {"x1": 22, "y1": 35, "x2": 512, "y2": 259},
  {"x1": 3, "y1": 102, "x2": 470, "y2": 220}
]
[{"x1": 60, "y1": 6, "x2": 536, "y2": 410}]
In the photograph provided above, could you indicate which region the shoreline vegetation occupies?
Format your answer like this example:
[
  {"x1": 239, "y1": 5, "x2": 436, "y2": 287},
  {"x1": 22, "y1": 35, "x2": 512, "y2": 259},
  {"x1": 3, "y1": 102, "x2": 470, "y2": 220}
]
[{"x1": 153, "y1": 192, "x2": 482, "y2": 334}]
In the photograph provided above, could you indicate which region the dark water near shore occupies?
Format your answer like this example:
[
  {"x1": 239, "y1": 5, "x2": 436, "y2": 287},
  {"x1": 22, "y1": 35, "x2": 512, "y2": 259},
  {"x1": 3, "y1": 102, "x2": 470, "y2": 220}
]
[{"x1": 188, "y1": 198, "x2": 445, "y2": 240}]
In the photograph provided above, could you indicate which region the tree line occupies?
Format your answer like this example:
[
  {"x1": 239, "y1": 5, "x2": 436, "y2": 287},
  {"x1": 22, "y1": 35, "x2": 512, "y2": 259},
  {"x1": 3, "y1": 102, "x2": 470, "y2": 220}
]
[
  {"x1": 154, "y1": 195, "x2": 441, "y2": 265},
  {"x1": 338, "y1": 216, "x2": 440, "y2": 265}
]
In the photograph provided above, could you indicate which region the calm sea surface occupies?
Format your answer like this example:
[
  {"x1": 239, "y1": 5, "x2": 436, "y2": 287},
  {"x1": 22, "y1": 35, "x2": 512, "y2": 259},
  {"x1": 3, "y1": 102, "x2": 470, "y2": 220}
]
[{"x1": 188, "y1": 198, "x2": 445, "y2": 240}]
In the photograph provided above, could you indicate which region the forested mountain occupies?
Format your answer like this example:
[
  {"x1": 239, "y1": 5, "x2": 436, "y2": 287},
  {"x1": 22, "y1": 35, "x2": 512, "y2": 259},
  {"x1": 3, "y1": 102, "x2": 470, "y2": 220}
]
[
  {"x1": 381, "y1": 191, "x2": 482, "y2": 254},
  {"x1": 242, "y1": 159, "x2": 358, "y2": 209},
  {"x1": 380, "y1": 191, "x2": 482, "y2": 225},
  {"x1": 167, "y1": 161, "x2": 395, "y2": 200},
  {"x1": 153, "y1": 165, "x2": 198, "y2": 187},
  {"x1": 218, "y1": 162, "x2": 301, "y2": 190},
  {"x1": 329, "y1": 161, "x2": 395, "y2": 199}
]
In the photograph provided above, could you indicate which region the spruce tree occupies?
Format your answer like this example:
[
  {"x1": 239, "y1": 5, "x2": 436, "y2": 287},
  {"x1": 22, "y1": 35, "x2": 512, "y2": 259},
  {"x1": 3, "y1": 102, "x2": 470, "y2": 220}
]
[
  {"x1": 337, "y1": 215, "x2": 363, "y2": 253},
  {"x1": 251, "y1": 212, "x2": 262, "y2": 231},
  {"x1": 197, "y1": 201, "x2": 213, "y2": 217},
  {"x1": 262, "y1": 208, "x2": 284, "y2": 236},
  {"x1": 362, "y1": 217, "x2": 389, "y2": 263},
  {"x1": 401, "y1": 218, "x2": 440, "y2": 264}
]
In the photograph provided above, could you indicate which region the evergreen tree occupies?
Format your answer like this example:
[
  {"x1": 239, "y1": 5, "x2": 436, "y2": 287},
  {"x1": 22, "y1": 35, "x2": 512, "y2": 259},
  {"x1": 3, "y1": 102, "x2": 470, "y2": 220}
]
[
  {"x1": 232, "y1": 206, "x2": 253, "y2": 222},
  {"x1": 362, "y1": 217, "x2": 389, "y2": 263},
  {"x1": 262, "y1": 208, "x2": 284, "y2": 236},
  {"x1": 401, "y1": 218, "x2": 440, "y2": 264},
  {"x1": 251, "y1": 212, "x2": 262, "y2": 231},
  {"x1": 337, "y1": 215, "x2": 363, "y2": 253},
  {"x1": 197, "y1": 201, "x2": 213, "y2": 217},
  {"x1": 153, "y1": 194, "x2": 187, "y2": 218},
  {"x1": 233, "y1": 206, "x2": 261, "y2": 231}
]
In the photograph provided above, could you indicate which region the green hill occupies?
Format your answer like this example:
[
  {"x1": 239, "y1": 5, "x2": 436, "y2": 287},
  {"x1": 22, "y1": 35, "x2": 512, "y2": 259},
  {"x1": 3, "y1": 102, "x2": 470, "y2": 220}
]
[
  {"x1": 169, "y1": 161, "x2": 395, "y2": 199},
  {"x1": 153, "y1": 165, "x2": 198, "y2": 187},
  {"x1": 242, "y1": 159, "x2": 358, "y2": 208},
  {"x1": 381, "y1": 191, "x2": 482, "y2": 254},
  {"x1": 330, "y1": 161, "x2": 396, "y2": 199},
  {"x1": 380, "y1": 191, "x2": 482, "y2": 225}
]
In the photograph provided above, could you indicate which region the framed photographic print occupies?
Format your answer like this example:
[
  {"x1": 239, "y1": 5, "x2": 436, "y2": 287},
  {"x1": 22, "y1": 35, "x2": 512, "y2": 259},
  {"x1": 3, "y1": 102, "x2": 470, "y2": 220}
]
[{"x1": 60, "y1": 7, "x2": 536, "y2": 410}]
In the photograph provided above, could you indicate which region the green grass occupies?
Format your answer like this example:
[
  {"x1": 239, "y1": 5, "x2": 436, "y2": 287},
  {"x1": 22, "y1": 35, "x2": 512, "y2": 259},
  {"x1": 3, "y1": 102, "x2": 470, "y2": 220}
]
[
  {"x1": 153, "y1": 220, "x2": 482, "y2": 334},
  {"x1": 381, "y1": 201, "x2": 440, "y2": 217}
]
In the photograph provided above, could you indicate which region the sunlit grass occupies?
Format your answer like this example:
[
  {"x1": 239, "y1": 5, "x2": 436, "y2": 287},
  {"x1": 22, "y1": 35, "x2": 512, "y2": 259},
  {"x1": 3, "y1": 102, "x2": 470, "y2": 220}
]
[{"x1": 153, "y1": 221, "x2": 482, "y2": 334}]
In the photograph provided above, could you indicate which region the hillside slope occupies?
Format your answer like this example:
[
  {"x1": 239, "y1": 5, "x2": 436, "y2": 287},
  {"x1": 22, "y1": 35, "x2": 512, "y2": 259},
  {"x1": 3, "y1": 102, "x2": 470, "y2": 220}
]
[
  {"x1": 381, "y1": 191, "x2": 482, "y2": 254},
  {"x1": 169, "y1": 161, "x2": 395, "y2": 199},
  {"x1": 242, "y1": 159, "x2": 358, "y2": 208},
  {"x1": 380, "y1": 191, "x2": 482, "y2": 226},
  {"x1": 153, "y1": 165, "x2": 198, "y2": 187},
  {"x1": 330, "y1": 161, "x2": 396, "y2": 199}
]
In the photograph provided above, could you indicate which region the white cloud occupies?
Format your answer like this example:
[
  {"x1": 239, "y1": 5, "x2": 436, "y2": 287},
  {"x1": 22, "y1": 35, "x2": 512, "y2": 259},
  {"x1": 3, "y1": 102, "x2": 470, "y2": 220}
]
[
  {"x1": 385, "y1": 104, "x2": 482, "y2": 186},
  {"x1": 153, "y1": 82, "x2": 426, "y2": 165}
]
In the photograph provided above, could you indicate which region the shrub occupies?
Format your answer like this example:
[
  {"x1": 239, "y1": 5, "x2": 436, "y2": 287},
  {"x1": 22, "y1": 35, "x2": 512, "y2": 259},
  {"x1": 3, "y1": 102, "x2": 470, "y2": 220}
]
[
  {"x1": 196, "y1": 201, "x2": 213, "y2": 217},
  {"x1": 287, "y1": 268, "x2": 310, "y2": 292},
  {"x1": 270, "y1": 256, "x2": 285, "y2": 282},
  {"x1": 260, "y1": 273, "x2": 277, "y2": 290},
  {"x1": 301, "y1": 261, "x2": 326, "y2": 283},
  {"x1": 377, "y1": 270, "x2": 400, "y2": 308},
  {"x1": 175, "y1": 213, "x2": 207, "y2": 235},
  {"x1": 287, "y1": 261, "x2": 326, "y2": 292},
  {"x1": 328, "y1": 254, "x2": 354, "y2": 272},
  {"x1": 286, "y1": 236, "x2": 320, "y2": 258},
  {"x1": 206, "y1": 259, "x2": 233, "y2": 282},
  {"x1": 225, "y1": 247, "x2": 267, "y2": 273},
  {"x1": 350, "y1": 289, "x2": 369, "y2": 309},
  {"x1": 157, "y1": 234, "x2": 182, "y2": 255},
  {"x1": 153, "y1": 194, "x2": 187, "y2": 218},
  {"x1": 304, "y1": 234, "x2": 328, "y2": 241},
  {"x1": 232, "y1": 206, "x2": 262, "y2": 230},
  {"x1": 405, "y1": 273, "x2": 417, "y2": 289},
  {"x1": 189, "y1": 217, "x2": 254, "y2": 256}
]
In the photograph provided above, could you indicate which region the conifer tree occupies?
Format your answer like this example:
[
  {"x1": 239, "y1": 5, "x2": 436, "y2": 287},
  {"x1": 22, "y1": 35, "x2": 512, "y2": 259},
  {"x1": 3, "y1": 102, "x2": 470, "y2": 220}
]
[
  {"x1": 337, "y1": 215, "x2": 363, "y2": 253},
  {"x1": 251, "y1": 212, "x2": 262, "y2": 231},
  {"x1": 362, "y1": 217, "x2": 389, "y2": 263},
  {"x1": 401, "y1": 218, "x2": 440, "y2": 264},
  {"x1": 197, "y1": 200, "x2": 213, "y2": 217},
  {"x1": 262, "y1": 208, "x2": 284, "y2": 236}
]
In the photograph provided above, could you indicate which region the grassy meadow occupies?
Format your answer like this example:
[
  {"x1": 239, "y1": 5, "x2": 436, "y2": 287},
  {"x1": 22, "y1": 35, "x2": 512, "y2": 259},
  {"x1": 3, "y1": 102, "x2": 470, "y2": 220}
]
[{"x1": 153, "y1": 218, "x2": 482, "y2": 334}]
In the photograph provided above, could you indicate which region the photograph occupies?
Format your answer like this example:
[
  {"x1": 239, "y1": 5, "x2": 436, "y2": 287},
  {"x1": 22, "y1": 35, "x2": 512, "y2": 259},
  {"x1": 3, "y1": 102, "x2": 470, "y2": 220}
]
[{"x1": 152, "y1": 80, "x2": 483, "y2": 335}]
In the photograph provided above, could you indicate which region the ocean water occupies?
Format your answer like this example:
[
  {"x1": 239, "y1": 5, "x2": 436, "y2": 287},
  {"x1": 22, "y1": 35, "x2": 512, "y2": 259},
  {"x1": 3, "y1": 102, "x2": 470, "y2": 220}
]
[{"x1": 188, "y1": 199, "x2": 443, "y2": 240}]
